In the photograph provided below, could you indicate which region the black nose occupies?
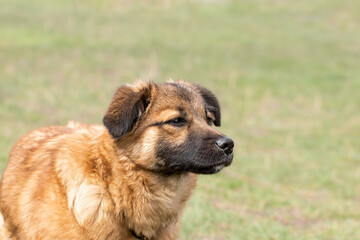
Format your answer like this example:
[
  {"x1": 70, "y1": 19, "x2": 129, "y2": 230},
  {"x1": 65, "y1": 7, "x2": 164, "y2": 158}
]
[{"x1": 215, "y1": 137, "x2": 234, "y2": 155}]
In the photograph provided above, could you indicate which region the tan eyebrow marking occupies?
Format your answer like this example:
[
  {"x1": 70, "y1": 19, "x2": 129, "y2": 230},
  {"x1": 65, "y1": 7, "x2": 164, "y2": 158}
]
[
  {"x1": 148, "y1": 108, "x2": 186, "y2": 127},
  {"x1": 158, "y1": 109, "x2": 183, "y2": 121}
]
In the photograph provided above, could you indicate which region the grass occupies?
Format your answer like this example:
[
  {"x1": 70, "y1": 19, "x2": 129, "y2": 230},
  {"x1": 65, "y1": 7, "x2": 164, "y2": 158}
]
[{"x1": 1, "y1": 0, "x2": 360, "y2": 239}]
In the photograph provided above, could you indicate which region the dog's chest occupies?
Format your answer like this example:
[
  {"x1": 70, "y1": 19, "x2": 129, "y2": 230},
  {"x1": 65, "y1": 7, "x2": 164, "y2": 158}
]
[{"x1": 110, "y1": 172, "x2": 197, "y2": 239}]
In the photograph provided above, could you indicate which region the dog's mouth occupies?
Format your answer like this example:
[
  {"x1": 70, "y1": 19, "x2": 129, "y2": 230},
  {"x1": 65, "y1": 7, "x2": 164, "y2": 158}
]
[
  {"x1": 163, "y1": 153, "x2": 233, "y2": 175},
  {"x1": 192, "y1": 154, "x2": 233, "y2": 174}
]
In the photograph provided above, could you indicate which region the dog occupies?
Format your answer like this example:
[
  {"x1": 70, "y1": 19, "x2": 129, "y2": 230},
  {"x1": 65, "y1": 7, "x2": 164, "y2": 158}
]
[{"x1": 0, "y1": 80, "x2": 234, "y2": 240}]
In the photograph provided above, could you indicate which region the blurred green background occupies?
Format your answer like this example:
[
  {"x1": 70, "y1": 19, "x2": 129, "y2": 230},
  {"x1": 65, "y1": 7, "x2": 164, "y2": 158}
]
[{"x1": 1, "y1": 0, "x2": 360, "y2": 239}]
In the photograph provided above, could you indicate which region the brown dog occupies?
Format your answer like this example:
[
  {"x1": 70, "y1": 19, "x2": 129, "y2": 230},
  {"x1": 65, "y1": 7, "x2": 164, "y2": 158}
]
[{"x1": 0, "y1": 81, "x2": 234, "y2": 240}]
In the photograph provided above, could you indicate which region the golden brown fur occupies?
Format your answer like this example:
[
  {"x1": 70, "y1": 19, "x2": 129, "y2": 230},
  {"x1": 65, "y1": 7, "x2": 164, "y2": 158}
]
[{"x1": 0, "y1": 81, "x2": 233, "y2": 240}]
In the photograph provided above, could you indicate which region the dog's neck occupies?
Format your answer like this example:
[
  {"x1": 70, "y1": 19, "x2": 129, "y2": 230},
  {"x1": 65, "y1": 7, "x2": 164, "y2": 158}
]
[{"x1": 106, "y1": 154, "x2": 197, "y2": 239}]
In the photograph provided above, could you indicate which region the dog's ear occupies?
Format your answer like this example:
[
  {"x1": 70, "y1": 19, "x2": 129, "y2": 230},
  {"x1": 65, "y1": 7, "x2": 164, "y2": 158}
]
[
  {"x1": 103, "y1": 82, "x2": 154, "y2": 138},
  {"x1": 196, "y1": 85, "x2": 221, "y2": 127}
]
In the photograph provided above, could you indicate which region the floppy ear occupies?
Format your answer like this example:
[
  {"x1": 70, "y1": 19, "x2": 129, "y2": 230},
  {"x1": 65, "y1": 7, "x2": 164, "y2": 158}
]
[
  {"x1": 196, "y1": 85, "x2": 221, "y2": 127},
  {"x1": 103, "y1": 82, "x2": 153, "y2": 138}
]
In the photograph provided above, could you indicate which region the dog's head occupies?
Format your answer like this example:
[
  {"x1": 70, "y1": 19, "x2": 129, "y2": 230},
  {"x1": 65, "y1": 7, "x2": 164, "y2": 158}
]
[{"x1": 103, "y1": 81, "x2": 234, "y2": 174}]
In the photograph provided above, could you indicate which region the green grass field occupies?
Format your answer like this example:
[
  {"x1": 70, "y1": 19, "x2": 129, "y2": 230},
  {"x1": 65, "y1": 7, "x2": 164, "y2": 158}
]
[{"x1": 1, "y1": 0, "x2": 360, "y2": 239}]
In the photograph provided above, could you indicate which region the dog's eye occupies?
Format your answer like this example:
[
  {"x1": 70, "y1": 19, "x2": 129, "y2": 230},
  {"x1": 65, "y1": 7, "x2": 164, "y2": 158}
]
[
  {"x1": 206, "y1": 117, "x2": 213, "y2": 126},
  {"x1": 166, "y1": 117, "x2": 187, "y2": 127}
]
